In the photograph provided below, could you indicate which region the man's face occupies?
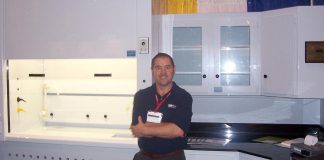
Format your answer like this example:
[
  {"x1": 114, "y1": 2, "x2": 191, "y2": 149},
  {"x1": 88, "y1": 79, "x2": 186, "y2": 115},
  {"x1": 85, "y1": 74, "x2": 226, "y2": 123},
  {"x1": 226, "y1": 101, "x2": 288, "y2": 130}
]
[{"x1": 152, "y1": 57, "x2": 175, "y2": 87}]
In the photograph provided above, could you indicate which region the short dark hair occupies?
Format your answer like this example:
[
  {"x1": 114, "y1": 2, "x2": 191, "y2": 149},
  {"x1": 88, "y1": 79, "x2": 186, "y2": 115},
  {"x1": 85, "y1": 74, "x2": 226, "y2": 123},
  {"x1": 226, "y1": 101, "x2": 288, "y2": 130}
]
[{"x1": 151, "y1": 53, "x2": 175, "y2": 68}]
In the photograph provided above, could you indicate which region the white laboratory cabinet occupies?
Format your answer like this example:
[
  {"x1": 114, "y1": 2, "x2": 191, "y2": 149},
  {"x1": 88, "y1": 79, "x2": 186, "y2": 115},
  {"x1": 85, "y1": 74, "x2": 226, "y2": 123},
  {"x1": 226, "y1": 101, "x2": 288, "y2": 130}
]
[
  {"x1": 155, "y1": 13, "x2": 261, "y2": 95},
  {"x1": 239, "y1": 152, "x2": 269, "y2": 160},
  {"x1": 261, "y1": 6, "x2": 324, "y2": 98},
  {"x1": 185, "y1": 150, "x2": 239, "y2": 160},
  {"x1": 1, "y1": 140, "x2": 138, "y2": 160},
  {"x1": 185, "y1": 150, "x2": 269, "y2": 160},
  {"x1": 4, "y1": 0, "x2": 150, "y2": 59}
]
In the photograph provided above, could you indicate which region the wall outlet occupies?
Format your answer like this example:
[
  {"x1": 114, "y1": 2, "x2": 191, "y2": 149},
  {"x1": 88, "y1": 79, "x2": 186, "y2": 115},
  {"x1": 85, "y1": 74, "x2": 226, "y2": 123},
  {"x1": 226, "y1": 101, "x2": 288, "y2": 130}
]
[{"x1": 138, "y1": 37, "x2": 149, "y2": 54}]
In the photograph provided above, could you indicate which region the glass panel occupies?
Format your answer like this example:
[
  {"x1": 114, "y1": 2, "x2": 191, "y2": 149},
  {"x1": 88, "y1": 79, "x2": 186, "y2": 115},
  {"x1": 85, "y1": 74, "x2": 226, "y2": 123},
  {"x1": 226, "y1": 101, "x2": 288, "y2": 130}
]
[
  {"x1": 220, "y1": 26, "x2": 250, "y2": 86},
  {"x1": 220, "y1": 49, "x2": 250, "y2": 73},
  {"x1": 173, "y1": 27, "x2": 202, "y2": 46},
  {"x1": 220, "y1": 74, "x2": 250, "y2": 86},
  {"x1": 221, "y1": 26, "x2": 250, "y2": 47},
  {"x1": 174, "y1": 74, "x2": 202, "y2": 85},
  {"x1": 173, "y1": 49, "x2": 202, "y2": 72},
  {"x1": 173, "y1": 27, "x2": 202, "y2": 86}
]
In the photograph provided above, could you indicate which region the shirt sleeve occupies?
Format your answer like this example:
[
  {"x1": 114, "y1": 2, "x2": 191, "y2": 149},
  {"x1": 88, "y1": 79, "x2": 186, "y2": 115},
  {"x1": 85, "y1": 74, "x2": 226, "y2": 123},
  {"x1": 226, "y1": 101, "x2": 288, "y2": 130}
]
[
  {"x1": 168, "y1": 92, "x2": 193, "y2": 134},
  {"x1": 131, "y1": 92, "x2": 140, "y2": 125}
]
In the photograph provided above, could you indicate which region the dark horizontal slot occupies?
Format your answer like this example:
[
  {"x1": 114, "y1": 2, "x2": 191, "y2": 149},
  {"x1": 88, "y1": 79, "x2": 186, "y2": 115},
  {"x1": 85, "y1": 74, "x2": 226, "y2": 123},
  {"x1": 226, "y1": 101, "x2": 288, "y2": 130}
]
[
  {"x1": 316, "y1": 49, "x2": 323, "y2": 53},
  {"x1": 29, "y1": 74, "x2": 45, "y2": 77},
  {"x1": 94, "y1": 73, "x2": 112, "y2": 77}
]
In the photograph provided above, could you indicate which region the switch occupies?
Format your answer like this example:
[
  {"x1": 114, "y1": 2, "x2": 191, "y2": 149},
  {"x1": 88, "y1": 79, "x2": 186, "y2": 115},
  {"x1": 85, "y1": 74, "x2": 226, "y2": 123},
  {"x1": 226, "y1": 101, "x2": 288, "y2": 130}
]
[{"x1": 138, "y1": 37, "x2": 149, "y2": 54}]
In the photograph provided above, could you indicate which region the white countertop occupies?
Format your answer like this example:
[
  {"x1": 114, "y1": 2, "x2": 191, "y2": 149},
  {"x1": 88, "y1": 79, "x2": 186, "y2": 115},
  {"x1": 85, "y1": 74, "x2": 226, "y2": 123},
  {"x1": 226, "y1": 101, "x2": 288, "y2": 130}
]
[{"x1": 5, "y1": 126, "x2": 138, "y2": 148}]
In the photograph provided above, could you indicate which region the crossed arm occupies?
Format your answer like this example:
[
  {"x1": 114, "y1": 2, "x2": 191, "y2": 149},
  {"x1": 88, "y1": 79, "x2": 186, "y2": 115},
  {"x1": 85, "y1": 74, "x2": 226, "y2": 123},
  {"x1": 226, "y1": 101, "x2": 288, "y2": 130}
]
[{"x1": 130, "y1": 116, "x2": 184, "y2": 139}]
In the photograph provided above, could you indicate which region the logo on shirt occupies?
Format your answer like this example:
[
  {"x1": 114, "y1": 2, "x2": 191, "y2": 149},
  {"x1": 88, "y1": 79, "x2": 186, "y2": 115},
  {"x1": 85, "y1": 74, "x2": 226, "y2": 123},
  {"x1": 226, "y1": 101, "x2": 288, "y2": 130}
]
[{"x1": 167, "y1": 104, "x2": 177, "y2": 109}]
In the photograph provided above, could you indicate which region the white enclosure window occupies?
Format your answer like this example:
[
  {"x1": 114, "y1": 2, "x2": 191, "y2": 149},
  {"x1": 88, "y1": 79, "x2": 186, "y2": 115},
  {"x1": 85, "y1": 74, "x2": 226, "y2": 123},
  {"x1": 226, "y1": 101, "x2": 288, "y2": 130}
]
[{"x1": 5, "y1": 59, "x2": 137, "y2": 143}]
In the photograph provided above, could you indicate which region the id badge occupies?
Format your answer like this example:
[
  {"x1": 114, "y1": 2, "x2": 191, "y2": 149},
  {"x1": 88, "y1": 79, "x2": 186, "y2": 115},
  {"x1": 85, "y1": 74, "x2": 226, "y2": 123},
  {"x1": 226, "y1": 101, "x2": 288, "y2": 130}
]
[{"x1": 146, "y1": 111, "x2": 163, "y2": 123}]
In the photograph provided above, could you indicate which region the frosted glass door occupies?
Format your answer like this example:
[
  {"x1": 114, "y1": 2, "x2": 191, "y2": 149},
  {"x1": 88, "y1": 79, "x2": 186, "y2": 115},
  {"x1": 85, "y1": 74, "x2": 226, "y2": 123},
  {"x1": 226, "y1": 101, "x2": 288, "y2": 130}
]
[
  {"x1": 173, "y1": 27, "x2": 202, "y2": 85},
  {"x1": 220, "y1": 26, "x2": 250, "y2": 86}
]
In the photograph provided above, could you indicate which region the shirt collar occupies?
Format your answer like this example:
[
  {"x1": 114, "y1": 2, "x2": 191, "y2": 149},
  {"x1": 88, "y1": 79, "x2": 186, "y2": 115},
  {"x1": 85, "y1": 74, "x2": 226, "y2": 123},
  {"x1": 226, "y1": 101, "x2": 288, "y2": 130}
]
[{"x1": 153, "y1": 81, "x2": 177, "y2": 99}]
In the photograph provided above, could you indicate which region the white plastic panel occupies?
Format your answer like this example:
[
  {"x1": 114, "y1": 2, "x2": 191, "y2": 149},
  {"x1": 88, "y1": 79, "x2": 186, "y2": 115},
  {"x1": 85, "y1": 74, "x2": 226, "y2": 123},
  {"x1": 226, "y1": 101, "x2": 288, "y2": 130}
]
[
  {"x1": 261, "y1": 9, "x2": 298, "y2": 97},
  {"x1": 296, "y1": 6, "x2": 324, "y2": 98},
  {"x1": 8, "y1": 60, "x2": 45, "y2": 133},
  {"x1": 5, "y1": 0, "x2": 137, "y2": 58},
  {"x1": 136, "y1": 0, "x2": 152, "y2": 90},
  {"x1": 0, "y1": 0, "x2": 3, "y2": 140}
]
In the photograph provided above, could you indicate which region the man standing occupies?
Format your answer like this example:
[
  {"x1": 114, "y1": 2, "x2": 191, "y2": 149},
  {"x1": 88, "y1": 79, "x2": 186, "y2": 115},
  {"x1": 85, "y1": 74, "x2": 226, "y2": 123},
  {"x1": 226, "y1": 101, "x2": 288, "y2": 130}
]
[{"x1": 131, "y1": 53, "x2": 193, "y2": 160}]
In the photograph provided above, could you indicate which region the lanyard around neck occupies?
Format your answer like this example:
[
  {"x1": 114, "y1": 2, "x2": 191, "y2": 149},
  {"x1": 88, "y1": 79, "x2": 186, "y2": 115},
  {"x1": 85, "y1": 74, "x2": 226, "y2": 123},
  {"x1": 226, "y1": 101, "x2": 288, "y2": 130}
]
[{"x1": 154, "y1": 92, "x2": 171, "y2": 112}]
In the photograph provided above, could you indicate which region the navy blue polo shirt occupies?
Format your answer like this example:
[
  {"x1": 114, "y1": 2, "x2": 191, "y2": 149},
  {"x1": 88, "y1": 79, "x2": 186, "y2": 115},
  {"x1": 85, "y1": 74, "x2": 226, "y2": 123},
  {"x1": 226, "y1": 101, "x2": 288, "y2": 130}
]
[{"x1": 131, "y1": 82, "x2": 193, "y2": 154}]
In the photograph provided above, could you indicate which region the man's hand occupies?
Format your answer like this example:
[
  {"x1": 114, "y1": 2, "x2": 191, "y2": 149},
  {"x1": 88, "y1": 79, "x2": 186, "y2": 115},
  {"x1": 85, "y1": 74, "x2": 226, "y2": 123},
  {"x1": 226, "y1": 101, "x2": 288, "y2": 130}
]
[{"x1": 130, "y1": 116, "x2": 148, "y2": 137}]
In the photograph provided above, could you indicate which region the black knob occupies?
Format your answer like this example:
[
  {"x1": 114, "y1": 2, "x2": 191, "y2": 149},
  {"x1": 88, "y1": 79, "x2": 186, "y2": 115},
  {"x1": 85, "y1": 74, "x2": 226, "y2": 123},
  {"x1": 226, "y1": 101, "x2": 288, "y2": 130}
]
[
  {"x1": 86, "y1": 114, "x2": 90, "y2": 118},
  {"x1": 215, "y1": 74, "x2": 219, "y2": 78},
  {"x1": 50, "y1": 113, "x2": 54, "y2": 117},
  {"x1": 17, "y1": 97, "x2": 26, "y2": 102},
  {"x1": 264, "y1": 74, "x2": 268, "y2": 78},
  {"x1": 143, "y1": 80, "x2": 146, "y2": 83},
  {"x1": 202, "y1": 74, "x2": 207, "y2": 78},
  {"x1": 104, "y1": 115, "x2": 107, "y2": 119}
]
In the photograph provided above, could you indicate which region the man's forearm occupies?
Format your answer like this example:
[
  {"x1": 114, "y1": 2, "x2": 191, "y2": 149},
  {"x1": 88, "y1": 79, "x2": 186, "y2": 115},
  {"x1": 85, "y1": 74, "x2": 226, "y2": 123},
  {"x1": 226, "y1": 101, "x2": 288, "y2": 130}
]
[{"x1": 143, "y1": 122, "x2": 184, "y2": 138}]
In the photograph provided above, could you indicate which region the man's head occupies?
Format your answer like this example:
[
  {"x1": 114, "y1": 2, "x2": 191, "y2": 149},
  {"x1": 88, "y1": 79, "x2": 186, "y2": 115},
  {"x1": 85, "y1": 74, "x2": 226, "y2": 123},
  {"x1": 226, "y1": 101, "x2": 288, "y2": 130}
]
[{"x1": 151, "y1": 53, "x2": 175, "y2": 87}]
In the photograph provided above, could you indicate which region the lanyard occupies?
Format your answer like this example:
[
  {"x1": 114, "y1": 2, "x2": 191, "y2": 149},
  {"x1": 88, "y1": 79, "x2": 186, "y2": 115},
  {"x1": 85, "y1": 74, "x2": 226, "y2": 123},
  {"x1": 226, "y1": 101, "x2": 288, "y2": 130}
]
[{"x1": 154, "y1": 92, "x2": 171, "y2": 112}]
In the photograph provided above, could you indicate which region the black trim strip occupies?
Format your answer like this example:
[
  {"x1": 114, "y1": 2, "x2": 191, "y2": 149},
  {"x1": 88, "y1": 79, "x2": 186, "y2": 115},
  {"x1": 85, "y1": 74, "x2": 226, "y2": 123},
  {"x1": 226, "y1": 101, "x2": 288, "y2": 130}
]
[
  {"x1": 94, "y1": 73, "x2": 112, "y2": 77},
  {"x1": 6, "y1": 60, "x2": 11, "y2": 133},
  {"x1": 29, "y1": 73, "x2": 45, "y2": 77}
]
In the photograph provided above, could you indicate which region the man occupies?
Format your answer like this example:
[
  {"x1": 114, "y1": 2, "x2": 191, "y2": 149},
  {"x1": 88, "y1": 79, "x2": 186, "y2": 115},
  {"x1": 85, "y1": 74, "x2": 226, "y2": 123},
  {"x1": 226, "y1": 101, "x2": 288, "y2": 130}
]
[{"x1": 131, "y1": 53, "x2": 193, "y2": 160}]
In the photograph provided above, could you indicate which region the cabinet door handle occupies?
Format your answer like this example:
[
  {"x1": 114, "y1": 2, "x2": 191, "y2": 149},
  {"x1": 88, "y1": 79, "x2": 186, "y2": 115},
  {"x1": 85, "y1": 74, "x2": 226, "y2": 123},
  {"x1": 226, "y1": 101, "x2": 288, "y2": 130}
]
[
  {"x1": 94, "y1": 73, "x2": 112, "y2": 77},
  {"x1": 215, "y1": 74, "x2": 219, "y2": 78},
  {"x1": 202, "y1": 74, "x2": 207, "y2": 78},
  {"x1": 29, "y1": 73, "x2": 45, "y2": 77},
  {"x1": 264, "y1": 74, "x2": 268, "y2": 78}
]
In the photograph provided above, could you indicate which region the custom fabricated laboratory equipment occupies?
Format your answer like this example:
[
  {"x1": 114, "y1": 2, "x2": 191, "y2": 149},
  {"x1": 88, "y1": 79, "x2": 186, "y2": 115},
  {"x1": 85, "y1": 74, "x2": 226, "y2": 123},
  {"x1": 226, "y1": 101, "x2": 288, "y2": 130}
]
[{"x1": 5, "y1": 59, "x2": 137, "y2": 144}]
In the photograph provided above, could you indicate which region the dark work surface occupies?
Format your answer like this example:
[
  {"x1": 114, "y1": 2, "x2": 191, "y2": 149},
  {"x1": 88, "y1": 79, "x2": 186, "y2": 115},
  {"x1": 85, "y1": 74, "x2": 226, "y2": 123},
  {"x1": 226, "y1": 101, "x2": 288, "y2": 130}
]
[
  {"x1": 186, "y1": 142, "x2": 290, "y2": 160},
  {"x1": 186, "y1": 123, "x2": 324, "y2": 160},
  {"x1": 291, "y1": 153, "x2": 324, "y2": 160}
]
